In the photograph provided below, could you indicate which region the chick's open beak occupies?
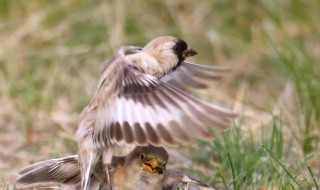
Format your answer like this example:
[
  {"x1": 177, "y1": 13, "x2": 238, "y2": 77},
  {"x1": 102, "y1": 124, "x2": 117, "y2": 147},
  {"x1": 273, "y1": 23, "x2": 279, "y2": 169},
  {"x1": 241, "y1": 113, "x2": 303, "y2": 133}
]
[
  {"x1": 141, "y1": 158, "x2": 163, "y2": 174},
  {"x1": 182, "y1": 48, "x2": 198, "y2": 58}
]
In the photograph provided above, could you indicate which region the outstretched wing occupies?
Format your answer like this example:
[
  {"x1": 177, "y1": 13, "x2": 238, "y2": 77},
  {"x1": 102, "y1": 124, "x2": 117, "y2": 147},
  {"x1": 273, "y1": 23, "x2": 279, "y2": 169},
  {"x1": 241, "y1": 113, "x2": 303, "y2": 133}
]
[
  {"x1": 16, "y1": 155, "x2": 126, "y2": 189},
  {"x1": 106, "y1": 63, "x2": 236, "y2": 146},
  {"x1": 160, "y1": 61, "x2": 231, "y2": 90},
  {"x1": 16, "y1": 156, "x2": 80, "y2": 185}
]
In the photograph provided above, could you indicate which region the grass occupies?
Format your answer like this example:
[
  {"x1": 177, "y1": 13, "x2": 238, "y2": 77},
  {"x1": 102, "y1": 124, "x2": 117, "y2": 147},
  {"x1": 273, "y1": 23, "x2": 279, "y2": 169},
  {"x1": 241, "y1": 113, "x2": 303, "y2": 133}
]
[
  {"x1": 190, "y1": 117, "x2": 317, "y2": 189},
  {"x1": 0, "y1": 0, "x2": 319, "y2": 189}
]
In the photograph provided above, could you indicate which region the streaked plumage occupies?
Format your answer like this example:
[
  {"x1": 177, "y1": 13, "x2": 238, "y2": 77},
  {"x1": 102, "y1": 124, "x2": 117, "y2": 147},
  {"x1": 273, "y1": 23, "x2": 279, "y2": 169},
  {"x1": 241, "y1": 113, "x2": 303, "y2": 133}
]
[
  {"x1": 76, "y1": 36, "x2": 236, "y2": 189},
  {"x1": 15, "y1": 146, "x2": 216, "y2": 190},
  {"x1": 162, "y1": 170, "x2": 217, "y2": 190},
  {"x1": 15, "y1": 146, "x2": 168, "y2": 190}
]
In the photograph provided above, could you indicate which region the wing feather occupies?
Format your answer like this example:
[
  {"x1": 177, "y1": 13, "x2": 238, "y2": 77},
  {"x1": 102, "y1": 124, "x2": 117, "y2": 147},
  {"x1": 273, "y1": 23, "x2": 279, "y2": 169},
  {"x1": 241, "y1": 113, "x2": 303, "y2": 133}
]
[
  {"x1": 107, "y1": 64, "x2": 236, "y2": 146},
  {"x1": 161, "y1": 61, "x2": 231, "y2": 90},
  {"x1": 16, "y1": 156, "x2": 80, "y2": 184}
]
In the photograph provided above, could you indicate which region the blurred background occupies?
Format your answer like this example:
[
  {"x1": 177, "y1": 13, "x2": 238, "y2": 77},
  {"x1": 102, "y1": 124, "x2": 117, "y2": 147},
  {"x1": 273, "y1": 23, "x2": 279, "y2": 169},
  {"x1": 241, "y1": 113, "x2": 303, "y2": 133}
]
[{"x1": 0, "y1": 0, "x2": 319, "y2": 189}]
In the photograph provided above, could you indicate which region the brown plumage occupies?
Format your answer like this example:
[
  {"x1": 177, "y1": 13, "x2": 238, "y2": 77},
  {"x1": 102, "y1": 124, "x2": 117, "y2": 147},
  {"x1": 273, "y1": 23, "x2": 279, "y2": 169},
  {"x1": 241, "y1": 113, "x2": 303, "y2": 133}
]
[
  {"x1": 76, "y1": 36, "x2": 237, "y2": 189},
  {"x1": 15, "y1": 146, "x2": 216, "y2": 190},
  {"x1": 16, "y1": 146, "x2": 168, "y2": 190},
  {"x1": 162, "y1": 170, "x2": 217, "y2": 190}
]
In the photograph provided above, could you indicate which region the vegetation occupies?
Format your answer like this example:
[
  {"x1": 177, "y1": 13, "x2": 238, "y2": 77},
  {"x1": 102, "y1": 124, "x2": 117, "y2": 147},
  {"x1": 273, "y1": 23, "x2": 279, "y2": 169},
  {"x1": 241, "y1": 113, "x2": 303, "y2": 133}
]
[{"x1": 0, "y1": 0, "x2": 319, "y2": 189}]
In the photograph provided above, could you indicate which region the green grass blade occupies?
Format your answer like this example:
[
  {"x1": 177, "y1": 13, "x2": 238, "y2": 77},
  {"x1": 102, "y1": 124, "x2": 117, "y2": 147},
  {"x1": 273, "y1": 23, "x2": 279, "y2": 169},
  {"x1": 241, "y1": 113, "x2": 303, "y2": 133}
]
[
  {"x1": 307, "y1": 165, "x2": 319, "y2": 189},
  {"x1": 227, "y1": 152, "x2": 237, "y2": 190},
  {"x1": 262, "y1": 144, "x2": 303, "y2": 189}
]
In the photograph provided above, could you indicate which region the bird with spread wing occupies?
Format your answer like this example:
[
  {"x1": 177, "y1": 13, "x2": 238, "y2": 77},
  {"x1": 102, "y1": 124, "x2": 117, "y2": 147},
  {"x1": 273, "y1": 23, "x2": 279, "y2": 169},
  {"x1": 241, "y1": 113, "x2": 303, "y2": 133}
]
[
  {"x1": 16, "y1": 146, "x2": 216, "y2": 190},
  {"x1": 75, "y1": 36, "x2": 236, "y2": 190}
]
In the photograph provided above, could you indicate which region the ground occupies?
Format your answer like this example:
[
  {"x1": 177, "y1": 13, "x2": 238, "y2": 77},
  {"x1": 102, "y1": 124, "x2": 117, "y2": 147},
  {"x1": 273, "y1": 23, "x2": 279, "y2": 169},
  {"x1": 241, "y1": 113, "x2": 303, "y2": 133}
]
[{"x1": 0, "y1": 0, "x2": 319, "y2": 189}]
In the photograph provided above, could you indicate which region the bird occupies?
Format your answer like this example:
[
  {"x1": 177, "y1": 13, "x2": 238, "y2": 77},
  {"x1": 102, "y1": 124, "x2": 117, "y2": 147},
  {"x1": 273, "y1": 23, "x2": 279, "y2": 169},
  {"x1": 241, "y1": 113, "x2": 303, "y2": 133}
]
[
  {"x1": 75, "y1": 36, "x2": 237, "y2": 190},
  {"x1": 15, "y1": 145, "x2": 168, "y2": 190},
  {"x1": 15, "y1": 146, "x2": 216, "y2": 190},
  {"x1": 162, "y1": 170, "x2": 217, "y2": 190}
]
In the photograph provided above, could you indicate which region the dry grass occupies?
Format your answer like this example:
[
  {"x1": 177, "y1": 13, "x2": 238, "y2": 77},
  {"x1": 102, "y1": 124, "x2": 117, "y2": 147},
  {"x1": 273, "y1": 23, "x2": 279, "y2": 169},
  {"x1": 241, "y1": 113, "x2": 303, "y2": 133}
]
[{"x1": 0, "y1": 0, "x2": 319, "y2": 189}]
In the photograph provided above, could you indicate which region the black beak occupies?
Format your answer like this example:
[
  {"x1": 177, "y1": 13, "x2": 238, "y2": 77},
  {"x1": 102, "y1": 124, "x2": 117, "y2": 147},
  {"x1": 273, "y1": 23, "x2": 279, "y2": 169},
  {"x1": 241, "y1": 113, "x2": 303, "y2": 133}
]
[{"x1": 182, "y1": 48, "x2": 198, "y2": 58}]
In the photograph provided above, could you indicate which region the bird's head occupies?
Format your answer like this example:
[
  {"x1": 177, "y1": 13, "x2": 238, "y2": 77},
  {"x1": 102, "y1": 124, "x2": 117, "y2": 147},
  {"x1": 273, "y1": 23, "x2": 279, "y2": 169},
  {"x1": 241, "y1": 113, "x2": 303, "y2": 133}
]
[
  {"x1": 142, "y1": 36, "x2": 197, "y2": 70},
  {"x1": 126, "y1": 145, "x2": 169, "y2": 176}
]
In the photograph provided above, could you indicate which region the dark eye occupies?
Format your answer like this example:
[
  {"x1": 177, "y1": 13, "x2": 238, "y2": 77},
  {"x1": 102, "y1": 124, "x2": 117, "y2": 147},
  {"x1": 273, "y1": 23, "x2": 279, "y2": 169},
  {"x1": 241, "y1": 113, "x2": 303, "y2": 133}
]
[
  {"x1": 173, "y1": 45, "x2": 180, "y2": 52},
  {"x1": 155, "y1": 167, "x2": 163, "y2": 174},
  {"x1": 140, "y1": 153, "x2": 145, "y2": 160}
]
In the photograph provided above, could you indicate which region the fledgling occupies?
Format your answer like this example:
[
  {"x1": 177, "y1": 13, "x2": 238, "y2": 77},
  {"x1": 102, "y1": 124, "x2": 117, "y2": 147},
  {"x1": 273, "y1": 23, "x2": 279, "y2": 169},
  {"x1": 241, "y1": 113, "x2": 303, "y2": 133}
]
[
  {"x1": 15, "y1": 146, "x2": 217, "y2": 190},
  {"x1": 15, "y1": 146, "x2": 168, "y2": 190},
  {"x1": 76, "y1": 36, "x2": 237, "y2": 190}
]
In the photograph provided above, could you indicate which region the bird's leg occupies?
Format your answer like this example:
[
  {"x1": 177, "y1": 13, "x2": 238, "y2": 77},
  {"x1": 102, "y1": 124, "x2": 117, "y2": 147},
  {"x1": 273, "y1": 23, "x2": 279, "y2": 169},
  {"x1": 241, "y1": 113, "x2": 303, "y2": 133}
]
[
  {"x1": 79, "y1": 138, "x2": 100, "y2": 190},
  {"x1": 105, "y1": 164, "x2": 113, "y2": 190},
  {"x1": 102, "y1": 147, "x2": 113, "y2": 190},
  {"x1": 80, "y1": 154, "x2": 96, "y2": 190}
]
